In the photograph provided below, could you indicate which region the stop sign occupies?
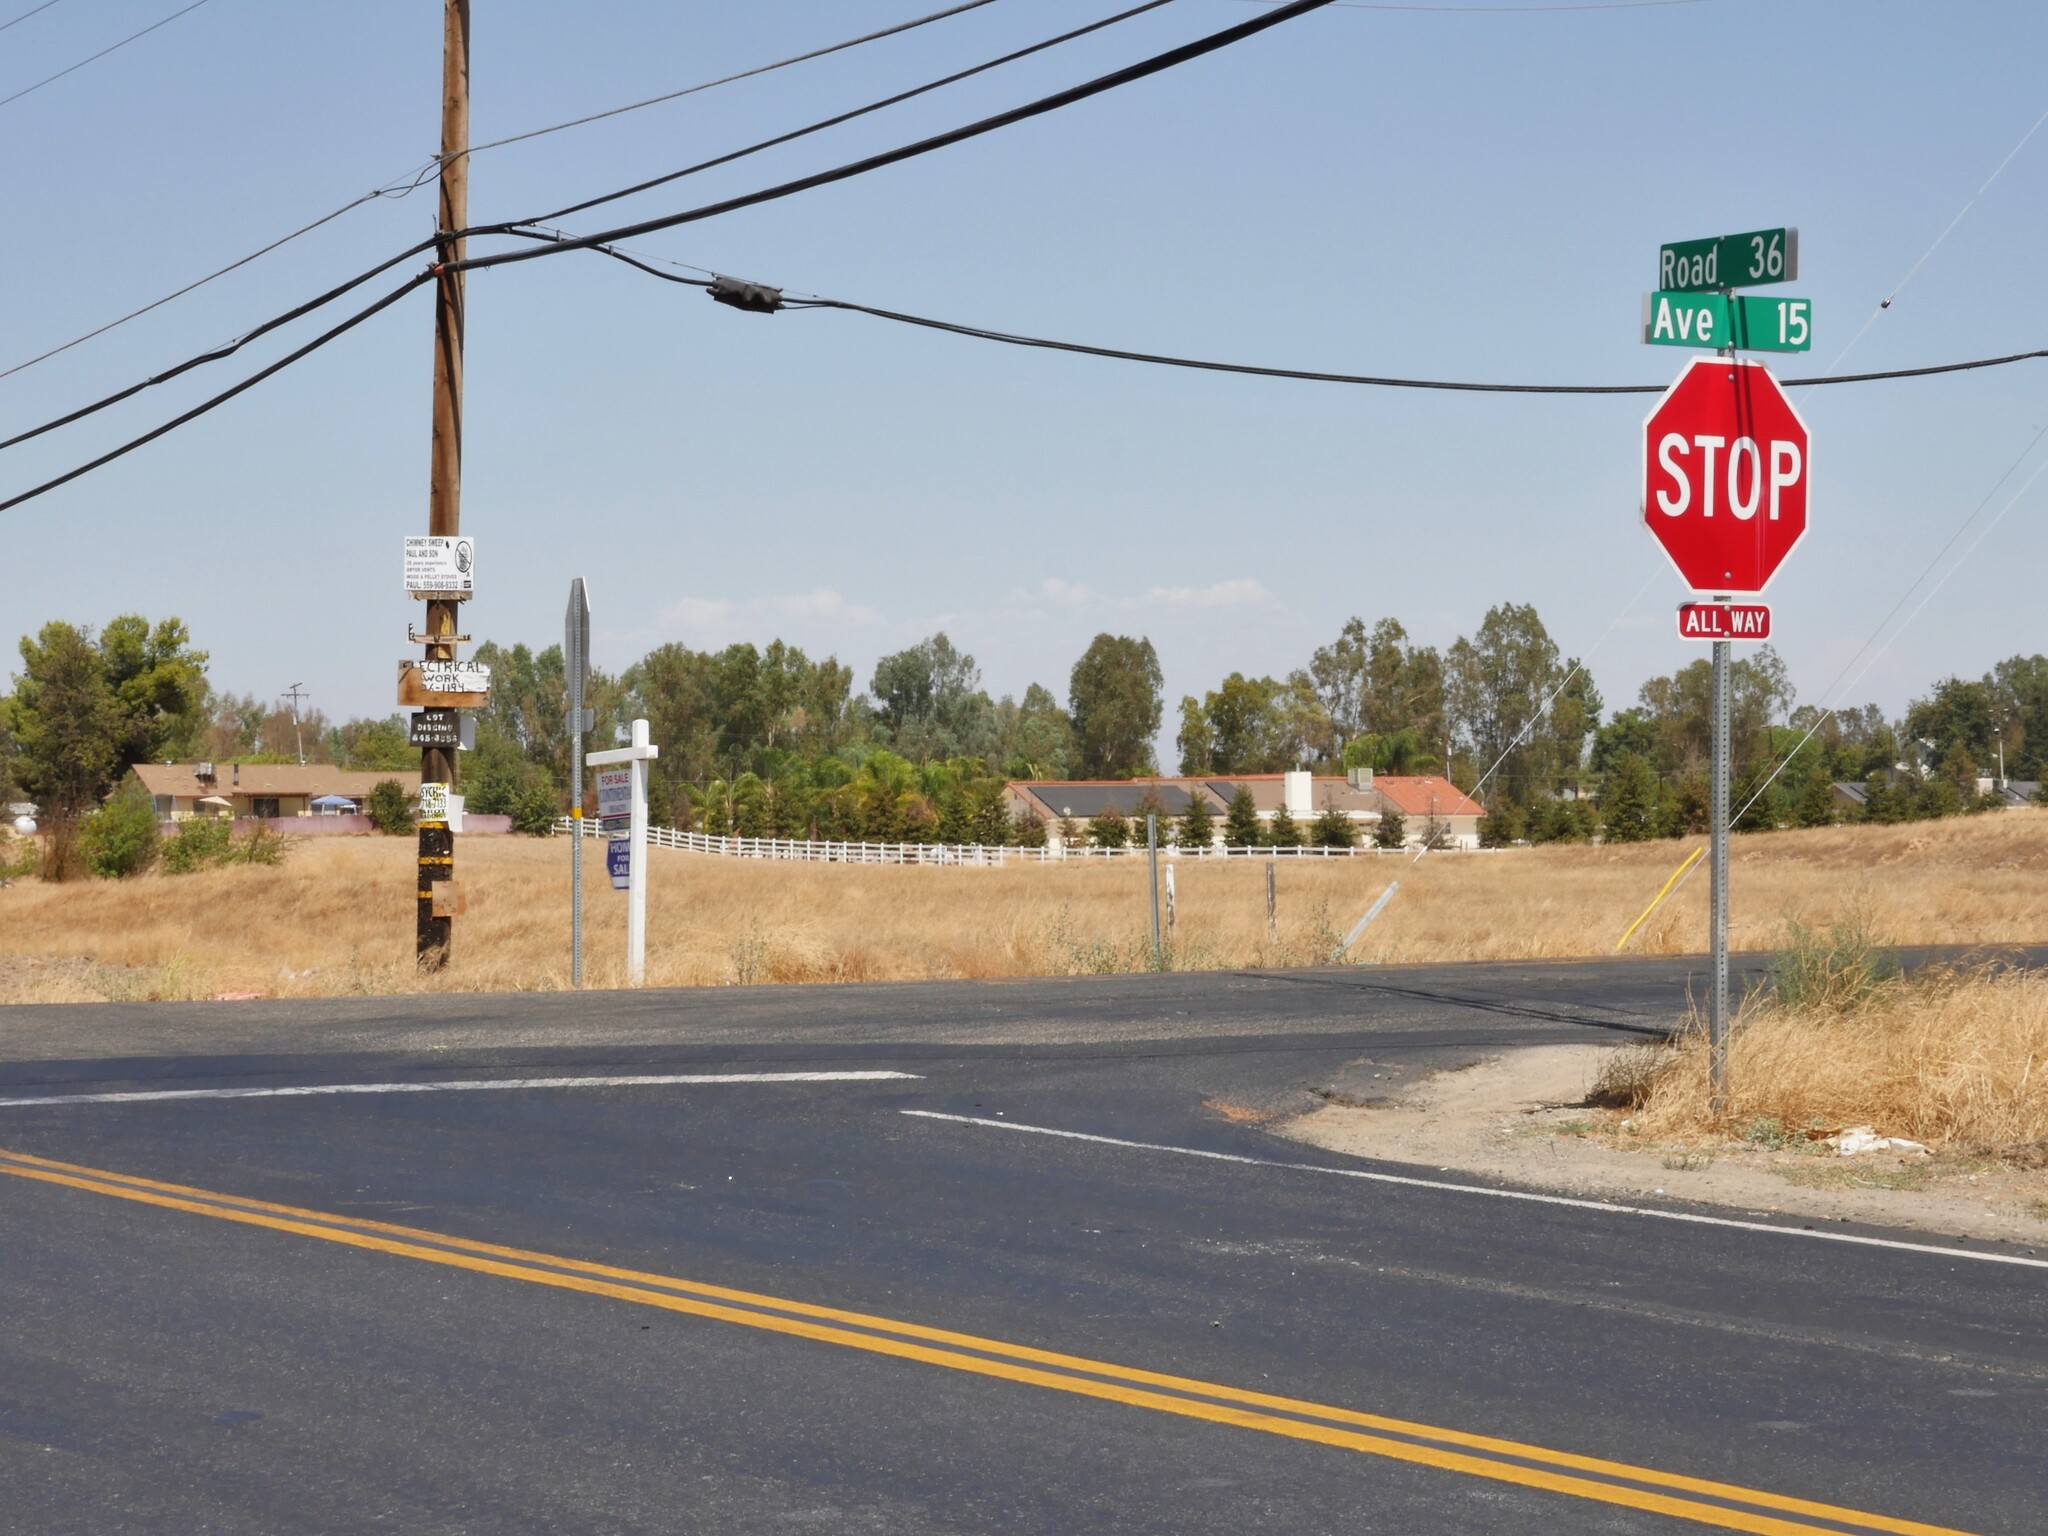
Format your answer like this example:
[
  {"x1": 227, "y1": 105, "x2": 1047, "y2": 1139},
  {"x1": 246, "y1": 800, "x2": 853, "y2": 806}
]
[{"x1": 1641, "y1": 356, "x2": 1809, "y2": 593}]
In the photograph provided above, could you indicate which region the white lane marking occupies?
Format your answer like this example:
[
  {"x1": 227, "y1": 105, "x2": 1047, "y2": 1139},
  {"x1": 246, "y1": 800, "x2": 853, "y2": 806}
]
[
  {"x1": 0, "y1": 1071, "x2": 921, "y2": 1108},
  {"x1": 901, "y1": 1111, "x2": 2048, "y2": 1272}
]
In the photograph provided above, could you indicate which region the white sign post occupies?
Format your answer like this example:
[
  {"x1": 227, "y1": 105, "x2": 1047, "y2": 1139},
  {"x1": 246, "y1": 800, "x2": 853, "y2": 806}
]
[{"x1": 587, "y1": 718, "x2": 660, "y2": 986}]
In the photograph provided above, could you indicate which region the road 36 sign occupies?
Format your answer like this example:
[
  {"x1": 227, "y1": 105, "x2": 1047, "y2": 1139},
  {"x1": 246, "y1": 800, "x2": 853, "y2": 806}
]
[{"x1": 1641, "y1": 357, "x2": 1809, "y2": 593}]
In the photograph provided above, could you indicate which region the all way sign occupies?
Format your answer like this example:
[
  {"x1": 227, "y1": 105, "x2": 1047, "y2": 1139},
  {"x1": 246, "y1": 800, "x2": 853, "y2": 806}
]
[{"x1": 1678, "y1": 602, "x2": 1771, "y2": 640}]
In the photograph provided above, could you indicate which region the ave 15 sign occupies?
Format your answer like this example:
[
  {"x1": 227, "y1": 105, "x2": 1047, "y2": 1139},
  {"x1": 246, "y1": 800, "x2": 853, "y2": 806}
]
[{"x1": 1642, "y1": 357, "x2": 1810, "y2": 593}]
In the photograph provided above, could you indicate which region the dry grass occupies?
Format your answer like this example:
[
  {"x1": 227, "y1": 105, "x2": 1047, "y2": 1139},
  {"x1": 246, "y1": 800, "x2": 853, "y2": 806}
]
[
  {"x1": 1612, "y1": 966, "x2": 2048, "y2": 1157},
  {"x1": 0, "y1": 810, "x2": 2043, "y2": 1004}
]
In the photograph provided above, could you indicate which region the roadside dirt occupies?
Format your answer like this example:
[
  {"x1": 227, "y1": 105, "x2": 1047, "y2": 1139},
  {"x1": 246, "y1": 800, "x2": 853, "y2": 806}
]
[{"x1": 1284, "y1": 1044, "x2": 2048, "y2": 1247}]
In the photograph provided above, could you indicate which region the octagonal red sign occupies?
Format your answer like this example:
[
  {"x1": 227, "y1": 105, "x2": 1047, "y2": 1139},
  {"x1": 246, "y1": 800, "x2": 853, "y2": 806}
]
[{"x1": 1641, "y1": 356, "x2": 1809, "y2": 594}]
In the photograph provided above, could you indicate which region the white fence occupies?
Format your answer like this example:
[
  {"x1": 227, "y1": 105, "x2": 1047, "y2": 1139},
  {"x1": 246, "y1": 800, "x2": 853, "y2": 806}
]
[{"x1": 555, "y1": 818, "x2": 1401, "y2": 866}]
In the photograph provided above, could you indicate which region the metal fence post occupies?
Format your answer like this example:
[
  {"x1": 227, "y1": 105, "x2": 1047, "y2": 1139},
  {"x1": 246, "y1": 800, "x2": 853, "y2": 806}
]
[{"x1": 1710, "y1": 634, "x2": 1731, "y2": 1113}]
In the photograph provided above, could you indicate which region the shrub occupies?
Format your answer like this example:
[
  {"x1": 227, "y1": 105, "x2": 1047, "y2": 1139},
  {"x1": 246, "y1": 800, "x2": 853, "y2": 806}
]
[
  {"x1": 1311, "y1": 802, "x2": 1355, "y2": 848},
  {"x1": 80, "y1": 783, "x2": 160, "y2": 878},
  {"x1": 365, "y1": 779, "x2": 414, "y2": 834},
  {"x1": 1375, "y1": 802, "x2": 1407, "y2": 849},
  {"x1": 1012, "y1": 807, "x2": 1048, "y2": 847},
  {"x1": 1267, "y1": 802, "x2": 1303, "y2": 848},
  {"x1": 1770, "y1": 912, "x2": 1899, "y2": 1013},
  {"x1": 1177, "y1": 790, "x2": 1216, "y2": 851},
  {"x1": 162, "y1": 816, "x2": 233, "y2": 873},
  {"x1": 1086, "y1": 805, "x2": 1130, "y2": 848},
  {"x1": 510, "y1": 784, "x2": 560, "y2": 836},
  {"x1": 1222, "y1": 787, "x2": 1261, "y2": 848}
]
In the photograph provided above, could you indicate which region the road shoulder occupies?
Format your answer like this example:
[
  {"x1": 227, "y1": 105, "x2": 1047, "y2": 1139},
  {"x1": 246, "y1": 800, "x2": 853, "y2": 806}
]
[{"x1": 1282, "y1": 1043, "x2": 2048, "y2": 1247}]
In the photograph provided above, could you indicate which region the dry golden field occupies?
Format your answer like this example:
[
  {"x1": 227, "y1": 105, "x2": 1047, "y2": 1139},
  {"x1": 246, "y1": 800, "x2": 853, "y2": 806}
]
[{"x1": 0, "y1": 811, "x2": 2042, "y2": 1004}]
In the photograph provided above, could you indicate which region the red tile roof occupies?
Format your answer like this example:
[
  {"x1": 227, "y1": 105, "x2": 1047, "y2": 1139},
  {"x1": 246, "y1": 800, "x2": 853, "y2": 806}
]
[{"x1": 1371, "y1": 776, "x2": 1484, "y2": 818}]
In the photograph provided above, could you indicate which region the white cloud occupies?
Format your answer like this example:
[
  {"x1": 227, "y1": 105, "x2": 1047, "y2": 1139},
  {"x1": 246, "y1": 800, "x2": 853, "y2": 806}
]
[
  {"x1": 1142, "y1": 578, "x2": 1271, "y2": 609},
  {"x1": 1039, "y1": 577, "x2": 1093, "y2": 608},
  {"x1": 656, "y1": 588, "x2": 883, "y2": 634}
]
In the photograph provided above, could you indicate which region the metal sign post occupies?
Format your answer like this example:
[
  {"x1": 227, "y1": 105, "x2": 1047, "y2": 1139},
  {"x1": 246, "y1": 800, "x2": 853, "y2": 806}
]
[
  {"x1": 565, "y1": 577, "x2": 590, "y2": 988},
  {"x1": 1710, "y1": 632, "x2": 1732, "y2": 1112},
  {"x1": 587, "y1": 718, "x2": 660, "y2": 986}
]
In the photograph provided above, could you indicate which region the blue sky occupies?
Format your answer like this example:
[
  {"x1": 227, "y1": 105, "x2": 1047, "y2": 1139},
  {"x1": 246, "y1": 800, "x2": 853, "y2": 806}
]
[{"x1": 3, "y1": 0, "x2": 2045, "y2": 740}]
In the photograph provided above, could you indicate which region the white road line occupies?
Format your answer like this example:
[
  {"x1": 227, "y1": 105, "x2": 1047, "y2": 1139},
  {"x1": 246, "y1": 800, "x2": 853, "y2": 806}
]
[
  {"x1": 0, "y1": 1071, "x2": 921, "y2": 1108},
  {"x1": 901, "y1": 1110, "x2": 2048, "y2": 1272}
]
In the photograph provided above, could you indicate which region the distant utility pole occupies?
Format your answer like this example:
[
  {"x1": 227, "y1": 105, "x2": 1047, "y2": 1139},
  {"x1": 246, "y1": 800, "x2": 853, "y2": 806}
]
[
  {"x1": 282, "y1": 682, "x2": 308, "y2": 765},
  {"x1": 417, "y1": 0, "x2": 470, "y2": 967}
]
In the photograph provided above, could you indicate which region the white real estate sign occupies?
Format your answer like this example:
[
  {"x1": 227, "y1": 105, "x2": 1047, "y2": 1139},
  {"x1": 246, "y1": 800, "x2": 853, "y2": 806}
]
[{"x1": 403, "y1": 536, "x2": 477, "y2": 598}]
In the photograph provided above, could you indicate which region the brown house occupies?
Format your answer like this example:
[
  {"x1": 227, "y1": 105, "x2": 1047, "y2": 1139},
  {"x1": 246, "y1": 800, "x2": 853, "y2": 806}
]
[{"x1": 127, "y1": 762, "x2": 421, "y2": 821}]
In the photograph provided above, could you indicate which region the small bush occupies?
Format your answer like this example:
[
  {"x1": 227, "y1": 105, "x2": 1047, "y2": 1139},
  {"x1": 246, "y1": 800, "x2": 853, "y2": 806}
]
[
  {"x1": 1770, "y1": 911, "x2": 1899, "y2": 1012},
  {"x1": 365, "y1": 779, "x2": 414, "y2": 835},
  {"x1": 80, "y1": 784, "x2": 160, "y2": 879},
  {"x1": 510, "y1": 784, "x2": 560, "y2": 836},
  {"x1": 0, "y1": 830, "x2": 36, "y2": 880},
  {"x1": 228, "y1": 822, "x2": 289, "y2": 867},
  {"x1": 162, "y1": 817, "x2": 233, "y2": 873}
]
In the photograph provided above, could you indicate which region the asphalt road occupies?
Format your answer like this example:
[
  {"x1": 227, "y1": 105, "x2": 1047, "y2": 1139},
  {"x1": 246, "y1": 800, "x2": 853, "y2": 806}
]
[{"x1": 1, "y1": 955, "x2": 2042, "y2": 1534}]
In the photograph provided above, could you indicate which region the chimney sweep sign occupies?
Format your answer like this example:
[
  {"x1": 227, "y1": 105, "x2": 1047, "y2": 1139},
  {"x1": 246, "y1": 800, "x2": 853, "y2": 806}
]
[{"x1": 404, "y1": 536, "x2": 476, "y2": 598}]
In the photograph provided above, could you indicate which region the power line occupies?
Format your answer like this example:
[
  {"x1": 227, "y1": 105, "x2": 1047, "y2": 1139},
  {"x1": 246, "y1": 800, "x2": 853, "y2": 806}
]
[
  {"x1": 0, "y1": 170, "x2": 439, "y2": 386},
  {"x1": 458, "y1": 0, "x2": 1005, "y2": 164},
  {"x1": 1231, "y1": 0, "x2": 1708, "y2": 10},
  {"x1": 0, "y1": 238, "x2": 440, "y2": 453},
  {"x1": 0, "y1": 0, "x2": 64, "y2": 36},
  {"x1": 0, "y1": 268, "x2": 432, "y2": 517},
  {"x1": 0, "y1": 0, "x2": 212, "y2": 112},
  {"x1": 0, "y1": 0, "x2": 1000, "y2": 384},
  {"x1": 0, "y1": 1, "x2": 1334, "y2": 507},
  {"x1": 449, "y1": 0, "x2": 1342, "y2": 279},
  {"x1": 769, "y1": 289, "x2": 2048, "y2": 394},
  {"x1": 0, "y1": 0, "x2": 1191, "y2": 447},
  {"x1": 514, "y1": 0, "x2": 1181, "y2": 229}
]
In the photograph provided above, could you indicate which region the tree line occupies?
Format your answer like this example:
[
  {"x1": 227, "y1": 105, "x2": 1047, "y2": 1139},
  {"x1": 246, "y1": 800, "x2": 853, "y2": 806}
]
[{"x1": 5, "y1": 609, "x2": 2042, "y2": 877}]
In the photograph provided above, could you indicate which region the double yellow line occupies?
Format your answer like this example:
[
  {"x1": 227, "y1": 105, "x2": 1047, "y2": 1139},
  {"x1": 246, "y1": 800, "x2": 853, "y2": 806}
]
[{"x1": 0, "y1": 1145, "x2": 1979, "y2": 1536}]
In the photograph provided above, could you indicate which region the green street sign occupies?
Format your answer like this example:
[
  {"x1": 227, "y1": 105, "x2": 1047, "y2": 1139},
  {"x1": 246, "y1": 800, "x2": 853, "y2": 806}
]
[
  {"x1": 1658, "y1": 227, "x2": 1799, "y2": 292},
  {"x1": 1734, "y1": 294, "x2": 1812, "y2": 352},
  {"x1": 1642, "y1": 290, "x2": 1730, "y2": 348},
  {"x1": 1642, "y1": 292, "x2": 1812, "y2": 352}
]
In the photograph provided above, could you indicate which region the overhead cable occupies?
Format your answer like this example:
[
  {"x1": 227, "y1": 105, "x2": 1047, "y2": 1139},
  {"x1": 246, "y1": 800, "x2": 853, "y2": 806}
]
[
  {"x1": 0, "y1": 0, "x2": 1189, "y2": 440},
  {"x1": 0, "y1": 239, "x2": 440, "y2": 453},
  {"x1": 0, "y1": 0, "x2": 211, "y2": 112},
  {"x1": 513, "y1": 0, "x2": 1179, "y2": 228},
  {"x1": 449, "y1": 0, "x2": 1341, "y2": 277},
  {"x1": 0, "y1": 1, "x2": 65, "y2": 36},
  {"x1": 777, "y1": 293, "x2": 2048, "y2": 394},
  {"x1": 0, "y1": 0, "x2": 997, "y2": 384},
  {"x1": 457, "y1": 0, "x2": 1005, "y2": 164},
  {"x1": 0, "y1": 269, "x2": 434, "y2": 516}
]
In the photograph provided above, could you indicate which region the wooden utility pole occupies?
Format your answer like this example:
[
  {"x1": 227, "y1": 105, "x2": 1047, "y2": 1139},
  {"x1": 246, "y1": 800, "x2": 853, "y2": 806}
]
[{"x1": 417, "y1": 0, "x2": 470, "y2": 967}]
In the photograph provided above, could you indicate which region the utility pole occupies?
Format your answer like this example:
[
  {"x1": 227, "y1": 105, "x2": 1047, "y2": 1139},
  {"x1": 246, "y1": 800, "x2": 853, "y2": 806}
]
[
  {"x1": 282, "y1": 682, "x2": 308, "y2": 765},
  {"x1": 417, "y1": 0, "x2": 470, "y2": 968}
]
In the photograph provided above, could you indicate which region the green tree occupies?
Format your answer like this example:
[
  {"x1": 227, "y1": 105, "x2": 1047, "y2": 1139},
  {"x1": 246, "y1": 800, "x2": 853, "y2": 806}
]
[
  {"x1": 4, "y1": 622, "x2": 118, "y2": 878},
  {"x1": 1267, "y1": 800, "x2": 1303, "y2": 848},
  {"x1": 1793, "y1": 761, "x2": 1837, "y2": 828},
  {"x1": 365, "y1": 779, "x2": 414, "y2": 834},
  {"x1": 1222, "y1": 786, "x2": 1261, "y2": 848},
  {"x1": 1069, "y1": 634, "x2": 1163, "y2": 778},
  {"x1": 871, "y1": 633, "x2": 999, "y2": 764},
  {"x1": 1443, "y1": 603, "x2": 1566, "y2": 812},
  {"x1": 79, "y1": 781, "x2": 160, "y2": 878},
  {"x1": 1375, "y1": 799, "x2": 1408, "y2": 849},
  {"x1": 1086, "y1": 804, "x2": 1130, "y2": 848},
  {"x1": 1600, "y1": 751, "x2": 1658, "y2": 842},
  {"x1": 1012, "y1": 806, "x2": 1049, "y2": 847},
  {"x1": 1311, "y1": 798, "x2": 1356, "y2": 849},
  {"x1": 1308, "y1": 615, "x2": 1444, "y2": 761},
  {"x1": 995, "y1": 683, "x2": 1073, "y2": 780},
  {"x1": 329, "y1": 715, "x2": 415, "y2": 771},
  {"x1": 96, "y1": 615, "x2": 210, "y2": 766},
  {"x1": 1177, "y1": 789, "x2": 1217, "y2": 851}
]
